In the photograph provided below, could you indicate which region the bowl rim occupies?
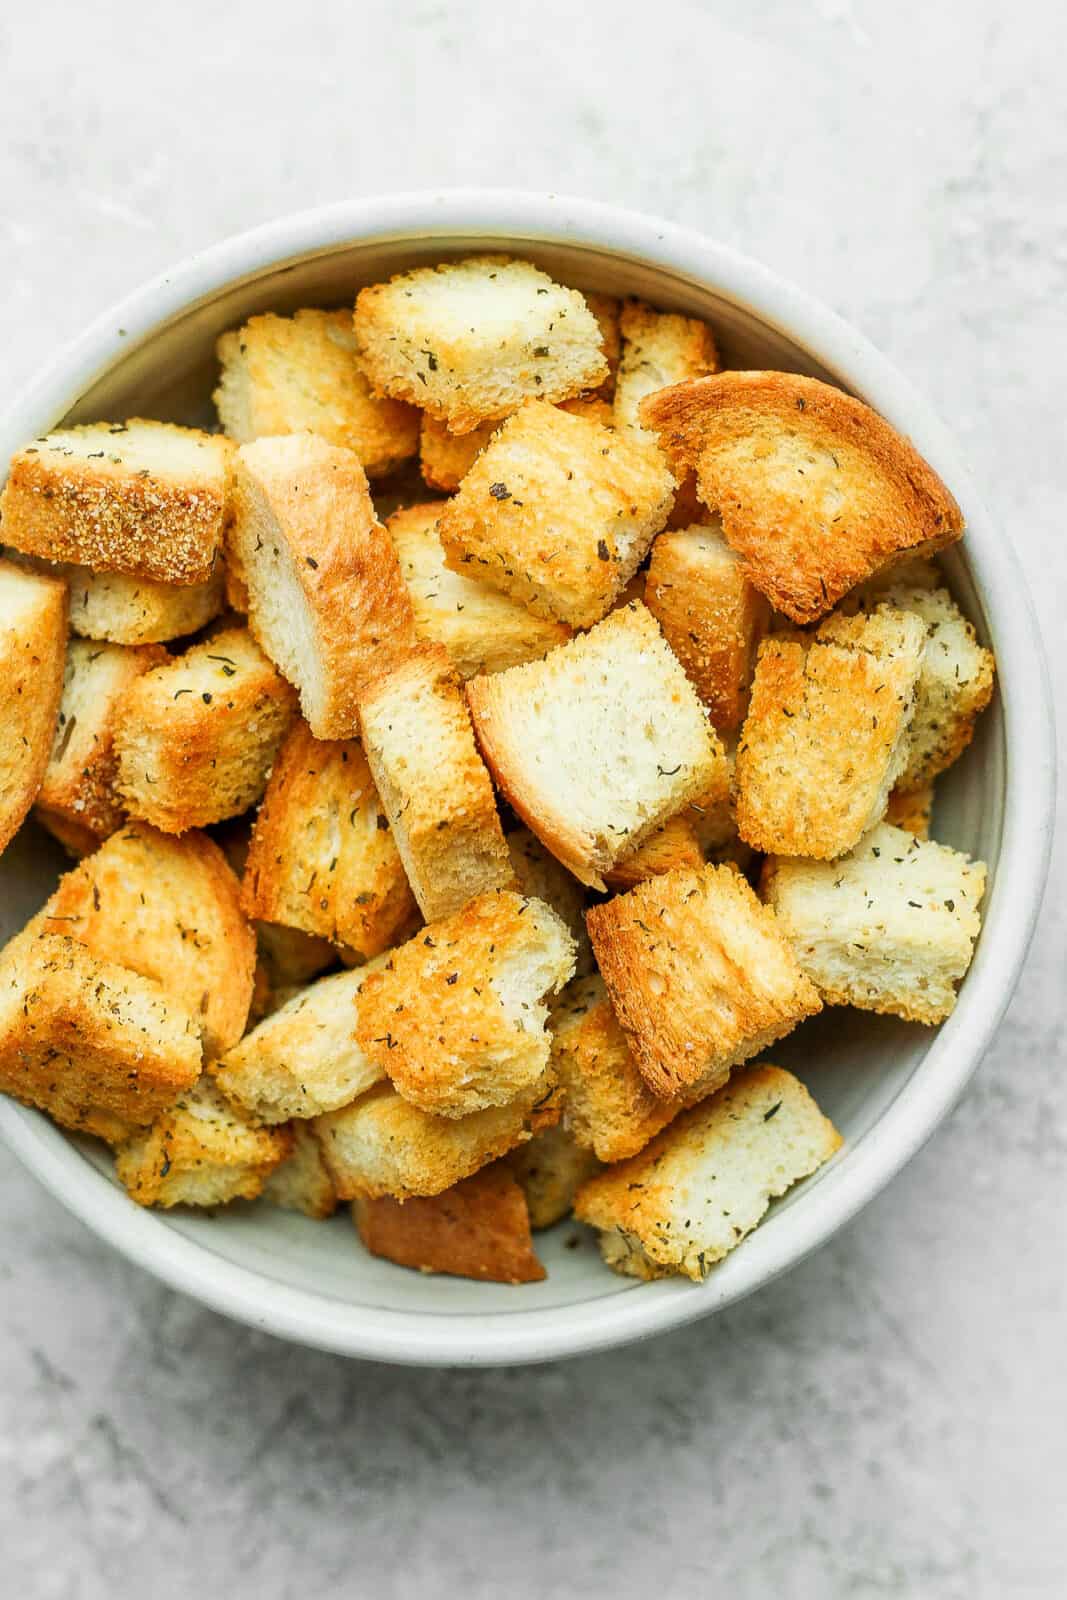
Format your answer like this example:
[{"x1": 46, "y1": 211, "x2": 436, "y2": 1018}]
[{"x1": 0, "y1": 189, "x2": 1055, "y2": 1366}]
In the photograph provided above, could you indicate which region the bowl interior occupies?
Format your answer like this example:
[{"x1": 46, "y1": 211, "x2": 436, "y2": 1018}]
[{"x1": 0, "y1": 227, "x2": 1005, "y2": 1350}]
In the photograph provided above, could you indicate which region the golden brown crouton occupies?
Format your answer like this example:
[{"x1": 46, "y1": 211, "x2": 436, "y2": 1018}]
[
  {"x1": 574, "y1": 1065, "x2": 841, "y2": 1280},
  {"x1": 506, "y1": 827, "x2": 593, "y2": 978},
  {"x1": 613, "y1": 299, "x2": 720, "y2": 434},
  {"x1": 0, "y1": 559, "x2": 68, "y2": 854},
  {"x1": 1, "y1": 420, "x2": 231, "y2": 584},
  {"x1": 437, "y1": 401, "x2": 675, "y2": 628},
  {"x1": 604, "y1": 812, "x2": 705, "y2": 890},
  {"x1": 734, "y1": 608, "x2": 926, "y2": 859},
  {"x1": 358, "y1": 645, "x2": 514, "y2": 923},
  {"x1": 230, "y1": 434, "x2": 418, "y2": 739},
  {"x1": 586, "y1": 863, "x2": 821, "y2": 1098},
  {"x1": 683, "y1": 749, "x2": 738, "y2": 857},
  {"x1": 354, "y1": 255, "x2": 609, "y2": 433},
  {"x1": 506, "y1": 1124, "x2": 601, "y2": 1229},
  {"x1": 214, "y1": 308, "x2": 420, "y2": 478},
  {"x1": 583, "y1": 292, "x2": 622, "y2": 399},
  {"x1": 640, "y1": 373, "x2": 965, "y2": 623},
  {"x1": 55, "y1": 562, "x2": 224, "y2": 644},
  {"x1": 115, "y1": 1078, "x2": 291, "y2": 1208},
  {"x1": 467, "y1": 602, "x2": 727, "y2": 889},
  {"x1": 353, "y1": 1163, "x2": 546, "y2": 1282},
  {"x1": 419, "y1": 414, "x2": 493, "y2": 493},
  {"x1": 261, "y1": 1122, "x2": 338, "y2": 1219},
  {"x1": 240, "y1": 718, "x2": 417, "y2": 958},
  {"x1": 884, "y1": 783, "x2": 934, "y2": 839},
  {"x1": 0, "y1": 931, "x2": 201, "y2": 1143},
  {"x1": 114, "y1": 624, "x2": 297, "y2": 832},
  {"x1": 355, "y1": 890, "x2": 575, "y2": 1119}
]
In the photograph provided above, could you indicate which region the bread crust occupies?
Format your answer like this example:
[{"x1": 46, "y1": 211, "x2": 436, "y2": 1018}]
[
  {"x1": 0, "y1": 559, "x2": 68, "y2": 854},
  {"x1": 353, "y1": 1163, "x2": 546, "y2": 1283}
]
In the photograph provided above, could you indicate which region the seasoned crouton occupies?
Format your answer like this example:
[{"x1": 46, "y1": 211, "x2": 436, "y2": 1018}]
[
  {"x1": 761, "y1": 821, "x2": 986, "y2": 1024},
  {"x1": 387, "y1": 503, "x2": 570, "y2": 678},
  {"x1": 735, "y1": 608, "x2": 926, "y2": 859},
  {"x1": 34, "y1": 637, "x2": 166, "y2": 853},
  {"x1": 34, "y1": 822, "x2": 255, "y2": 1057},
  {"x1": 115, "y1": 1078, "x2": 291, "y2": 1208},
  {"x1": 683, "y1": 749, "x2": 737, "y2": 857},
  {"x1": 583, "y1": 292, "x2": 622, "y2": 399},
  {"x1": 0, "y1": 931, "x2": 200, "y2": 1143},
  {"x1": 353, "y1": 1163, "x2": 546, "y2": 1282},
  {"x1": 574, "y1": 1065, "x2": 841, "y2": 1280},
  {"x1": 314, "y1": 1070, "x2": 560, "y2": 1200},
  {"x1": 355, "y1": 890, "x2": 575, "y2": 1119},
  {"x1": 231, "y1": 434, "x2": 417, "y2": 738},
  {"x1": 506, "y1": 828, "x2": 593, "y2": 978},
  {"x1": 55, "y1": 562, "x2": 224, "y2": 644},
  {"x1": 354, "y1": 255, "x2": 609, "y2": 433},
  {"x1": 0, "y1": 559, "x2": 68, "y2": 854},
  {"x1": 114, "y1": 625, "x2": 296, "y2": 832},
  {"x1": 240, "y1": 719, "x2": 417, "y2": 957},
  {"x1": 640, "y1": 373, "x2": 964, "y2": 623},
  {"x1": 604, "y1": 813, "x2": 705, "y2": 890},
  {"x1": 419, "y1": 414, "x2": 493, "y2": 493},
  {"x1": 437, "y1": 401, "x2": 675, "y2": 629},
  {"x1": 213, "y1": 957, "x2": 389, "y2": 1122},
  {"x1": 467, "y1": 602, "x2": 727, "y2": 889},
  {"x1": 358, "y1": 645, "x2": 514, "y2": 922},
  {"x1": 1, "y1": 420, "x2": 231, "y2": 584},
  {"x1": 506, "y1": 1125, "x2": 601, "y2": 1229},
  {"x1": 587, "y1": 863, "x2": 821, "y2": 1098},
  {"x1": 261, "y1": 1122, "x2": 338, "y2": 1219},
  {"x1": 214, "y1": 309, "x2": 420, "y2": 478},
  {"x1": 211, "y1": 812, "x2": 339, "y2": 984},
  {"x1": 613, "y1": 299, "x2": 720, "y2": 434},
  {"x1": 644, "y1": 521, "x2": 770, "y2": 731},
  {"x1": 884, "y1": 783, "x2": 934, "y2": 839}
]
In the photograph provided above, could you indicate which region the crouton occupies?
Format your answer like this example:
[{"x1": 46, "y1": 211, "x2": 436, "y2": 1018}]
[
  {"x1": 240, "y1": 719, "x2": 417, "y2": 957},
  {"x1": 387, "y1": 503, "x2": 570, "y2": 678},
  {"x1": 506, "y1": 828, "x2": 593, "y2": 978},
  {"x1": 640, "y1": 372, "x2": 965, "y2": 623},
  {"x1": 214, "y1": 308, "x2": 420, "y2": 478},
  {"x1": 355, "y1": 890, "x2": 575, "y2": 1119},
  {"x1": 586, "y1": 863, "x2": 821, "y2": 1097},
  {"x1": 506, "y1": 1125, "x2": 601, "y2": 1229},
  {"x1": 467, "y1": 602, "x2": 727, "y2": 889},
  {"x1": 34, "y1": 637, "x2": 166, "y2": 853},
  {"x1": 358, "y1": 645, "x2": 513, "y2": 922},
  {"x1": 212, "y1": 957, "x2": 389, "y2": 1123},
  {"x1": 353, "y1": 255, "x2": 609, "y2": 433},
  {"x1": 261, "y1": 1122, "x2": 338, "y2": 1219},
  {"x1": 604, "y1": 812, "x2": 705, "y2": 890},
  {"x1": 114, "y1": 624, "x2": 296, "y2": 832},
  {"x1": 644, "y1": 521, "x2": 770, "y2": 731},
  {"x1": 34, "y1": 822, "x2": 255, "y2": 1057},
  {"x1": 0, "y1": 559, "x2": 68, "y2": 853},
  {"x1": 583, "y1": 292, "x2": 622, "y2": 399},
  {"x1": 419, "y1": 414, "x2": 493, "y2": 493},
  {"x1": 1, "y1": 420, "x2": 231, "y2": 584},
  {"x1": 57, "y1": 562, "x2": 224, "y2": 644},
  {"x1": 734, "y1": 608, "x2": 926, "y2": 859},
  {"x1": 613, "y1": 299, "x2": 720, "y2": 434},
  {"x1": 574, "y1": 1064, "x2": 841, "y2": 1280},
  {"x1": 884, "y1": 783, "x2": 933, "y2": 839},
  {"x1": 314, "y1": 1070, "x2": 560, "y2": 1200},
  {"x1": 683, "y1": 750, "x2": 737, "y2": 856},
  {"x1": 761, "y1": 821, "x2": 986, "y2": 1024},
  {"x1": 353, "y1": 1162, "x2": 546, "y2": 1282},
  {"x1": 231, "y1": 434, "x2": 417, "y2": 739},
  {"x1": 550, "y1": 973, "x2": 681, "y2": 1162},
  {"x1": 115, "y1": 1078, "x2": 291, "y2": 1208},
  {"x1": 211, "y1": 812, "x2": 340, "y2": 983},
  {"x1": 437, "y1": 401, "x2": 675, "y2": 629},
  {"x1": 0, "y1": 931, "x2": 201, "y2": 1143}
]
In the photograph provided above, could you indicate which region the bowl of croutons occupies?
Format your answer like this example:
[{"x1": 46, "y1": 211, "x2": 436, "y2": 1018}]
[{"x1": 0, "y1": 193, "x2": 1052, "y2": 1365}]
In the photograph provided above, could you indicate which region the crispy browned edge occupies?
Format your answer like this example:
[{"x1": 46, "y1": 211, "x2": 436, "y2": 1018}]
[
  {"x1": 352, "y1": 1163, "x2": 546, "y2": 1283},
  {"x1": 0, "y1": 565, "x2": 68, "y2": 853}
]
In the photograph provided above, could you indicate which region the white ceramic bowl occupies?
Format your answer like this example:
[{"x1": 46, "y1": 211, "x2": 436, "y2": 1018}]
[{"x1": 0, "y1": 192, "x2": 1054, "y2": 1366}]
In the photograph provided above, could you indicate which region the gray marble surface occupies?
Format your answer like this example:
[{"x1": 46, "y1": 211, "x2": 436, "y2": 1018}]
[{"x1": 1, "y1": 3, "x2": 1064, "y2": 1595}]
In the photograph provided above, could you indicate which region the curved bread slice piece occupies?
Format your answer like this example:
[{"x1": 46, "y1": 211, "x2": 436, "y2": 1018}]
[
  {"x1": 0, "y1": 559, "x2": 68, "y2": 853},
  {"x1": 353, "y1": 1163, "x2": 546, "y2": 1283}
]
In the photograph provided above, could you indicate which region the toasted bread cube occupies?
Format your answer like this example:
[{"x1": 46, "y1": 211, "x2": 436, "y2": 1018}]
[
  {"x1": 640, "y1": 373, "x2": 964, "y2": 624},
  {"x1": 587, "y1": 864, "x2": 821, "y2": 1098},
  {"x1": 213, "y1": 958, "x2": 390, "y2": 1122},
  {"x1": 613, "y1": 299, "x2": 720, "y2": 434},
  {"x1": 683, "y1": 750, "x2": 737, "y2": 856},
  {"x1": 353, "y1": 1163, "x2": 545, "y2": 1282},
  {"x1": 761, "y1": 822, "x2": 986, "y2": 1024},
  {"x1": 358, "y1": 645, "x2": 513, "y2": 922},
  {"x1": 240, "y1": 719, "x2": 417, "y2": 957},
  {"x1": 314, "y1": 1070, "x2": 560, "y2": 1200},
  {"x1": 214, "y1": 309, "x2": 420, "y2": 478},
  {"x1": 419, "y1": 414, "x2": 493, "y2": 492},
  {"x1": 575, "y1": 1065, "x2": 841, "y2": 1280},
  {"x1": 583, "y1": 292, "x2": 622, "y2": 399},
  {"x1": 34, "y1": 637, "x2": 166, "y2": 852},
  {"x1": 604, "y1": 812, "x2": 705, "y2": 891},
  {"x1": 1, "y1": 421, "x2": 230, "y2": 584},
  {"x1": 355, "y1": 890, "x2": 575, "y2": 1119},
  {"x1": 735, "y1": 608, "x2": 926, "y2": 860},
  {"x1": 644, "y1": 521, "x2": 770, "y2": 731},
  {"x1": 550, "y1": 974, "x2": 681, "y2": 1162},
  {"x1": 884, "y1": 783, "x2": 934, "y2": 839},
  {"x1": 231, "y1": 434, "x2": 417, "y2": 739},
  {"x1": 506, "y1": 828, "x2": 593, "y2": 978},
  {"x1": 57, "y1": 562, "x2": 224, "y2": 644},
  {"x1": 0, "y1": 931, "x2": 201, "y2": 1143},
  {"x1": 114, "y1": 625, "x2": 296, "y2": 832},
  {"x1": 506, "y1": 1125, "x2": 601, "y2": 1229},
  {"x1": 467, "y1": 602, "x2": 726, "y2": 889},
  {"x1": 115, "y1": 1078, "x2": 291, "y2": 1208},
  {"x1": 388, "y1": 503, "x2": 570, "y2": 679},
  {"x1": 211, "y1": 812, "x2": 341, "y2": 984},
  {"x1": 354, "y1": 255, "x2": 609, "y2": 433},
  {"x1": 261, "y1": 1122, "x2": 338, "y2": 1219},
  {"x1": 437, "y1": 401, "x2": 674, "y2": 629},
  {"x1": 0, "y1": 559, "x2": 68, "y2": 853}
]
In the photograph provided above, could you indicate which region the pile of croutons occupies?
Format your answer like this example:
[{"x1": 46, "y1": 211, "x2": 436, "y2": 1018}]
[{"x1": 0, "y1": 255, "x2": 993, "y2": 1286}]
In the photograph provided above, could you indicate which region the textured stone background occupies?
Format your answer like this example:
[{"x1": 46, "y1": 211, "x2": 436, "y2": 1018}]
[{"x1": 1, "y1": 3, "x2": 1064, "y2": 1596}]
